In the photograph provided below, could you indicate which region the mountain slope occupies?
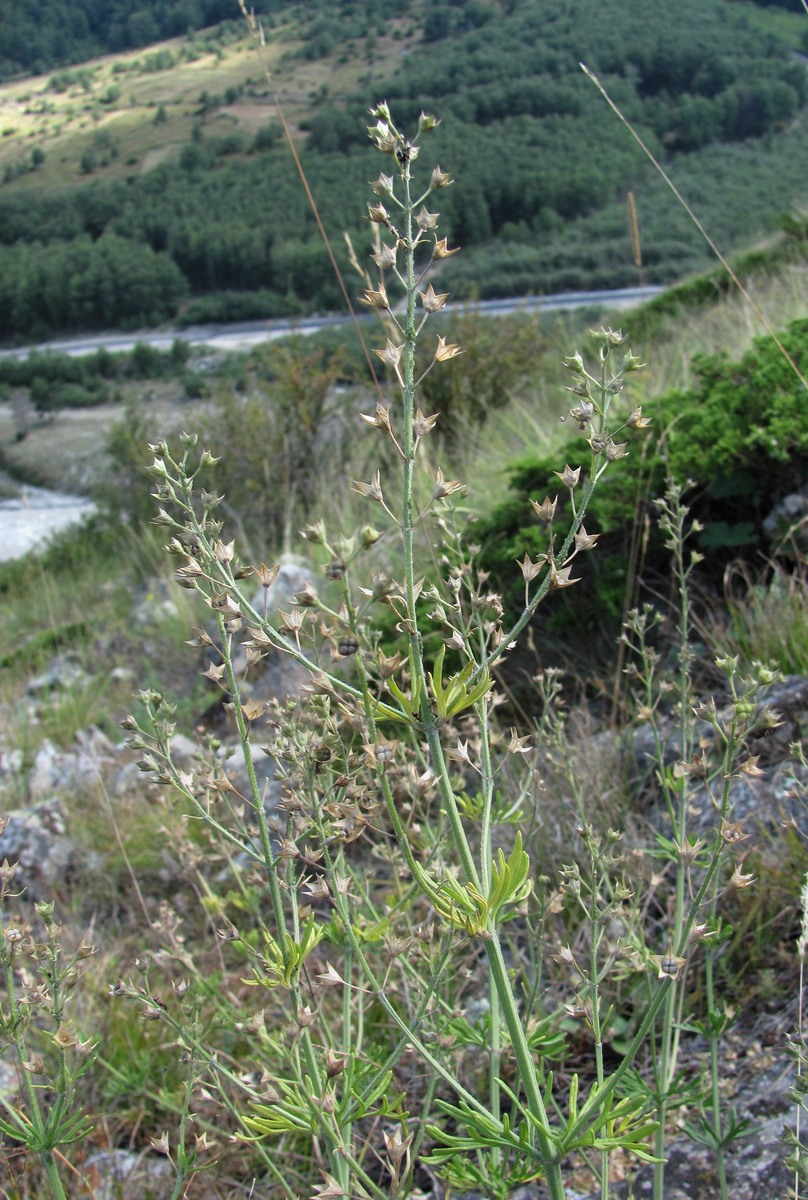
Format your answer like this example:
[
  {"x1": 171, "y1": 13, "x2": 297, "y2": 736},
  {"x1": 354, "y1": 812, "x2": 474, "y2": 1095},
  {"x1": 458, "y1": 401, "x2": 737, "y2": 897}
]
[{"x1": 0, "y1": 0, "x2": 805, "y2": 340}]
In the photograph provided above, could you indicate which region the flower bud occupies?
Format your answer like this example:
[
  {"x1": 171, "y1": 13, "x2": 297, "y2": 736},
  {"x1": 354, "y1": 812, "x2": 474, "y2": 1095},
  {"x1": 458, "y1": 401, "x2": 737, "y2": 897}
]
[{"x1": 360, "y1": 526, "x2": 382, "y2": 548}]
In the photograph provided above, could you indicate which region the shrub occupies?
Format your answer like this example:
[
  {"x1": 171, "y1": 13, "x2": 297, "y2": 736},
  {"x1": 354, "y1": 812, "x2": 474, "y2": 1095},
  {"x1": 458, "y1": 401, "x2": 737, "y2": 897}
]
[{"x1": 475, "y1": 316, "x2": 808, "y2": 654}]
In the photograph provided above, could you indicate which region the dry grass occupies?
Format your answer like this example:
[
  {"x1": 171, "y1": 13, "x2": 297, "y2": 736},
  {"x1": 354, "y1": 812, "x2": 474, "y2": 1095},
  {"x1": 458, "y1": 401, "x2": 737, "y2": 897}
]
[
  {"x1": 0, "y1": 10, "x2": 419, "y2": 188},
  {"x1": 632, "y1": 261, "x2": 808, "y2": 401}
]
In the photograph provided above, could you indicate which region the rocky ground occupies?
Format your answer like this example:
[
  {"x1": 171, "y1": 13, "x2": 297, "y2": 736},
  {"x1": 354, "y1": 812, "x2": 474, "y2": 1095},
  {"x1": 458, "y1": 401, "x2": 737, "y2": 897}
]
[{"x1": 1, "y1": 634, "x2": 806, "y2": 1196}]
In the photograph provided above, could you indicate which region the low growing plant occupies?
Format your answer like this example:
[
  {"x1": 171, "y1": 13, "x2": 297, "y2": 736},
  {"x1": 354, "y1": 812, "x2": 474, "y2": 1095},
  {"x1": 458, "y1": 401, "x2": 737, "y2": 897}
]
[{"x1": 0, "y1": 862, "x2": 96, "y2": 1200}]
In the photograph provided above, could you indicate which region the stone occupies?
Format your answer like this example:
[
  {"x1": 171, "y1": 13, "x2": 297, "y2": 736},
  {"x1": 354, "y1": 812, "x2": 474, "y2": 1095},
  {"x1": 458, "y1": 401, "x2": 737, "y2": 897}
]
[
  {"x1": 0, "y1": 796, "x2": 74, "y2": 899},
  {"x1": 26, "y1": 654, "x2": 88, "y2": 696},
  {"x1": 83, "y1": 1149, "x2": 173, "y2": 1200},
  {"x1": 169, "y1": 732, "x2": 200, "y2": 768},
  {"x1": 27, "y1": 728, "x2": 116, "y2": 802},
  {"x1": 132, "y1": 577, "x2": 180, "y2": 627},
  {"x1": 763, "y1": 485, "x2": 808, "y2": 554}
]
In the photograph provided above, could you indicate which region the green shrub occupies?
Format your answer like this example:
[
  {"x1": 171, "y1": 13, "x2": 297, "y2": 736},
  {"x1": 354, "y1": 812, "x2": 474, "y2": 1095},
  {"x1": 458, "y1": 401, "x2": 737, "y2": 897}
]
[{"x1": 476, "y1": 316, "x2": 808, "y2": 651}]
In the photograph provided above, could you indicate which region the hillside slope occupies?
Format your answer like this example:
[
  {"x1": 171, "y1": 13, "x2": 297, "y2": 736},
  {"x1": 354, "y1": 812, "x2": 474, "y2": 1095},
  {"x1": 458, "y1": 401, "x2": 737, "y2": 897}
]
[{"x1": 0, "y1": 0, "x2": 806, "y2": 340}]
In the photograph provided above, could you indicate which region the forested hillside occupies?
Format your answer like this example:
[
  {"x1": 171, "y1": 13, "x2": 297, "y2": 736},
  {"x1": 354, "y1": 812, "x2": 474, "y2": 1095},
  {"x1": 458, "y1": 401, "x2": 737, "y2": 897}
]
[
  {"x1": 0, "y1": 0, "x2": 414, "y2": 81},
  {"x1": 0, "y1": 0, "x2": 806, "y2": 340}
]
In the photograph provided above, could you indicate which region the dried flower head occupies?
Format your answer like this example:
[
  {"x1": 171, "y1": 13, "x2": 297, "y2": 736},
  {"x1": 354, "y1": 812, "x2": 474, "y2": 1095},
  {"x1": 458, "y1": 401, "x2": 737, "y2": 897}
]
[
  {"x1": 556, "y1": 464, "x2": 581, "y2": 489},
  {"x1": 530, "y1": 496, "x2": 558, "y2": 526},
  {"x1": 369, "y1": 173, "x2": 394, "y2": 196},
  {"x1": 415, "y1": 207, "x2": 439, "y2": 231},
  {"x1": 370, "y1": 242, "x2": 398, "y2": 270},
  {"x1": 720, "y1": 819, "x2": 750, "y2": 845},
  {"x1": 573, "y1": 526, "x2": 599, "y2": 553},
  {"x1": 416, "y1": 283, "x2": 448, "y2": 314},
  {"x1": 569, "y1": 399, "x2": 595, "y2": 428},
  {"x1": 432, "y1": 468, "x2": 464, "y2": 500},
  {"x1": 369, "y1": 349, "x2": 401, "y2": 383},
  {"x1": 651, "y1": 951, "x2": 687, "y2": 981},
  {"x1": 430, "y1": 165, "x2": 453, "y2": 189},
  {"x1": 361, "y1": 284, "x2": 390, "y2": 310},
  {"x1": 433, "y1": 236, "x2": 460, "y2": 259},
  {"x1": 434, "y1": 335, "x2": 462, "y2": 363}
]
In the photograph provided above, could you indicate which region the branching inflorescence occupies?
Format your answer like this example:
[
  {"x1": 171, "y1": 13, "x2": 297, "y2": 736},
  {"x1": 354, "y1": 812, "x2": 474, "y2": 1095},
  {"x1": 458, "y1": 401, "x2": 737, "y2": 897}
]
[{"x1": 107, "y1": 107, "x2": 779, "y2": 1200}]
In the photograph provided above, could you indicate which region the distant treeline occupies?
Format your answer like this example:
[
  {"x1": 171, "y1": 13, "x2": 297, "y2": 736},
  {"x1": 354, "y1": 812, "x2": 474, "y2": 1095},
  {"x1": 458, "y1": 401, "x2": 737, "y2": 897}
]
[
  {"x1": 0, "y1": 339, "x2": 195, "y2": 409},
  {"x1": 0, "y1": 0, "x2": 413, "y2": 80},
  {"x1": 0, "y1": 0, "x2": 254, "y2": 79},
  {"x1": 0, "y1": 0, "x2": 806, "y2": 340}
]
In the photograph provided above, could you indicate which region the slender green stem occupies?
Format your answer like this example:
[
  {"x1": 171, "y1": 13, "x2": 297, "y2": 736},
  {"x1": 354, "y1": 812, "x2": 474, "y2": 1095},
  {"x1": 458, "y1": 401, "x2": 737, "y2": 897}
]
[
  {"x1": 565, "y1": 979, "x2": 673, "y2": 1146},
  {"x1": 587, "y1": 858, "x2": 609, "y2": 1200},
  {"x1": 168, "y1": 1055, "x2": 197, "y2": 1200},
  {"x1": 218, "y1": 614, "x2": 286, "y2": 939},
  {"x1": 341, "y1": 945, "x2": 354, "y2": 1179},
  {"x1": 478, "y1": 703, "x2": 502, "y2": 1159},
  {"x1": 1, "y1": 952, "x2": 69, "y2": 1200},
  {"x1": 705, "y1": 949, "x2": 729, "y2": 1200},
  {"x1": 485, "y1": 932, "x2": 566, "y2": 1200},
  {"x1": 40, "y1": 1153, "x2": 70, "y2": 1200}
]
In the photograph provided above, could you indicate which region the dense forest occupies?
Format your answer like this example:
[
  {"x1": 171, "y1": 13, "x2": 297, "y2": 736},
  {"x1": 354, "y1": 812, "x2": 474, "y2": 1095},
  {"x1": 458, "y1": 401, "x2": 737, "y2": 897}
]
[
  {"x1": 0, "y1": 0, "x2": 806, "y2": 340},
  {"x1": 0, "y1": 0, "x2": 413, "y2": 80},
  {"x1": 1, "y1": 0, "x2": 803, "y2": 80}
]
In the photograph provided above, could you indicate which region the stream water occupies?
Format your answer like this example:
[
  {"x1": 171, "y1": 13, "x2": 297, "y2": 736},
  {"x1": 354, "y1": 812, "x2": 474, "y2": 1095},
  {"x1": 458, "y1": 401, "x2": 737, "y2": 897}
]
[{"x1": 0, "y1": 482, "x2": 96, "y2": 563}]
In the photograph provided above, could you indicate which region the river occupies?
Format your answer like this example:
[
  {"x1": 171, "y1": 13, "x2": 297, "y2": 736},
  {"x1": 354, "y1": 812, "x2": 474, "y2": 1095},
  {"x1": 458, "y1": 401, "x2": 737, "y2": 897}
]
[{"x1": 0, "y1": 479, "x2": 96, "y2": 563}]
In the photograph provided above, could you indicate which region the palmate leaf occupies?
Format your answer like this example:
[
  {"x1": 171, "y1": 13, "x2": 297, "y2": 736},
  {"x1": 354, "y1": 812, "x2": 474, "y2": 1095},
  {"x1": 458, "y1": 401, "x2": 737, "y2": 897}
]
[
  {"x1": 425, "y1": 1100, "x2": 561, "y2": 1197},
  {"x1": 425, "y1": 1098, "x2": 548, "y2": 1162},
  {"x1": 426, "y1": 833, "x2": 534, "y2": 936},
  {"x1": 243, "y1": 915, "x2": 325, "y2": 989},
  {"x1": 684, "y1": 1104, "x2": 756, "y2": 1149},
  {"x1": 0, "y1": 1091, "x2": 93, "y2": 1150},
  {"x1": 343, "y1": 1067, "x2": 394, "y2": 1122},
  {"x1": 242, "y1": 1076, "x2": 317, "y2": 1139},
  {"x1": 446, "y1": 1009, "x2": 566, "y2": 1059},
  {"x1": 421, "y1": 1143, "x2": 542, "y2": 1198},
  {"x1": 558, "y1": 1079, "x2": 661, "y2": 1161},
  {"x1": 488, "y1": 832, "x2": 532, "y2": 917},
  {"x1": 428, "y1": 644, "x2": 493, "y2": 720},
  {"x1": 0, "y1": 1098, "x2": 35, "y2": 1144}
]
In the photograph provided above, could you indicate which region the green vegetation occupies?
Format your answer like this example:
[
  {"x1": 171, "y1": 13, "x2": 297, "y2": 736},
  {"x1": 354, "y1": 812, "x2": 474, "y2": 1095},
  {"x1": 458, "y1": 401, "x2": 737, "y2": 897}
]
[
  {"x1": 0, "y1": 0, "x2": 806, "y2": 340},
  {"x1": 0, "y1": 2, "x2": 263, "y2": 80},
  {"x1": 5, "y1": 103, "x2": 802, "y2": 1200},
  {"x1": 1, "y1": 24, "x2": 808, "y2": 1195},
  {"x1": 1, "y1": 262, "x2": 806, "y2": 1200},
  {"x1": 473, "y1": 315, "x2": 808, "y2": 662}
]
